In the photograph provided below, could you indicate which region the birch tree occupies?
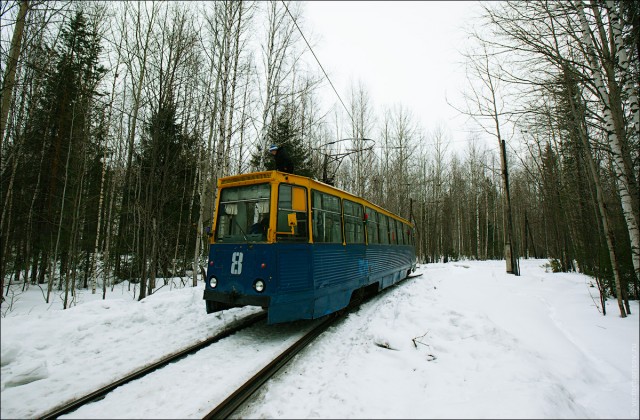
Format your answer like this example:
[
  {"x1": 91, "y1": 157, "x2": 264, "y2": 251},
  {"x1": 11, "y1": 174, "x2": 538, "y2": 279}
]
[
  {"x1": 575, "y1": 1, "x2": 639, "y2": 284},
  {"x1": 255, "y1": 0, "x2": 302, "y2": 169},
  {"x1": 470, "y1": 0, "x2": 637, "y2": 303},
  {"x1": 560, "y1": 61, "x2": 628, "y2": 317},
  {"x1": 113, "y1": 0, "x2": 159, "y2": 280},
  {"x1": 0, "y1": 0, "x2": 29, "y2": 147},
  {"x1": 347, "y1": 80, "x2": 376, "y2": 198}
]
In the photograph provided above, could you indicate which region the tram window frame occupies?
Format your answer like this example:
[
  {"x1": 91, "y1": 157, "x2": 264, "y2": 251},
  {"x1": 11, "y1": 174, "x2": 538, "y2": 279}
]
[
  {"x1": 365, "y1": 208, "x2": 379, "y2": 244},
  {"x1": 311, "y1": 190, "x2": 343, "y2": 244},
  {"x1": 343, "y1": 200, "x2": 365, "y2": 244},
  {"x1": 276, "y1": 184, "x2": 309, "y2": 242}
]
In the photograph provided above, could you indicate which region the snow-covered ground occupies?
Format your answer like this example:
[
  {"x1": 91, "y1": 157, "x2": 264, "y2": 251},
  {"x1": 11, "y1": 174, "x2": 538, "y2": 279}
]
[{"x1": 1, "y1": 259, "x2": 638, "y2": 419}]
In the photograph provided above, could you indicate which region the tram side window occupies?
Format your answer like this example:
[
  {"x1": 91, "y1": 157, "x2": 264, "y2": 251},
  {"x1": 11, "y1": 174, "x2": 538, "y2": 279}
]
[
  {"x1": 389, "y1": 218, "x2": 396, "y2": 245},
  {"x1": 397, "y1": 221, "x2": 405, "y2": 245},
  {"x1": 402, "y1": 224, "x2": 409, "y2": 245},
  {"x1": 312, "y1": 191, "x2": 343, "y2": 244},
  {"x1": 344, "y1": 200, "x2": 365, "y2": 244},
  {"x1": 379, "y1": 214, "x2": 389, "y2": 245},
  {"x1": 402, "y1": 223, "x2": 408, "y2": 245},
  {"x1": 365, "y1": 208, "x2": 379, "y2": 244},
  {"x1": 276, "y1": 184, "x2": 308, "y2": 242}
]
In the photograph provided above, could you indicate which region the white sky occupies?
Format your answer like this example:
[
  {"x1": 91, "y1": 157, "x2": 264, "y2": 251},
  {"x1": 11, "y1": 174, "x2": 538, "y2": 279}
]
[{"x1": 301, "y1": 1, "x2": 486, "y2": 149}]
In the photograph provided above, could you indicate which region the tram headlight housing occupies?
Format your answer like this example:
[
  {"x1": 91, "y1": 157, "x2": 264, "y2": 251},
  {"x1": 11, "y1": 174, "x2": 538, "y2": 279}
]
[
  {"x1": 208, "y1": 275, "x2": 218, "y2": 289},
  {"x1": 253, "y1": 279, "x2": 265, "y2": 293}
]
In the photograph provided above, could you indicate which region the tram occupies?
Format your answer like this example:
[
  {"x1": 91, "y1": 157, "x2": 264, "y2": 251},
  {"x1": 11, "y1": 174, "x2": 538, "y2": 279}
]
[{"x1": 203, "y1": 170, "x2": 416, "y2": 324}]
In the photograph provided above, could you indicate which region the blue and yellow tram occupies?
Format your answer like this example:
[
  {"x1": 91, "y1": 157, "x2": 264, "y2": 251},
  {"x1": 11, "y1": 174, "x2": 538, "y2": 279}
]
[{"x1": 203, "y1": 170, "x2": 417, "y2": 324}]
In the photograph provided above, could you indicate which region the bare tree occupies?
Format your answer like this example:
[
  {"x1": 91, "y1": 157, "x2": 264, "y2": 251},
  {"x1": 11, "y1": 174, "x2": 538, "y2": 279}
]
[
  {"x1": 467, "y1": 0, "x2": 637, "y2": 306},
  {"x1": 255, "y1": 0, "x2": 302, "y2": 169},
  {"x1": 575, "y1": 1, "x2": 639, "y2": 284},
  {"x1": 561, "y1": 61, "x2": 628, "y2": 317},
  {"x1": 0, "y1": 0, "x2": 29, "y2": 147},
  {"x1": 113, "y1": 0, "x2": 159, "y2": 281},
  {"x1": 347, "y1": 80, "x2": 375, "y2": 198},
  {"x1": 459, "y1": 43, "x2": 520, "y2": 275}
]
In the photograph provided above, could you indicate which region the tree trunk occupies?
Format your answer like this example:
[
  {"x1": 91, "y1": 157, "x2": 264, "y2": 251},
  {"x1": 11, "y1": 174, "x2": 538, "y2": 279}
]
[
  {"x1": 46, "y1": 100, "x2": 78, "y2": 303},
  {"x1": 0, "y1": 0, "x2": 29, "y2": 146},
  {"x1": 577, "y1": 2, "x2": 640, "y2": 284},
  {"x1": 115, "y1": 1, "x2": 157, "y2": 277},
  {"x1": 563, "y1": 61, "x2": 627, "y2": 317}
]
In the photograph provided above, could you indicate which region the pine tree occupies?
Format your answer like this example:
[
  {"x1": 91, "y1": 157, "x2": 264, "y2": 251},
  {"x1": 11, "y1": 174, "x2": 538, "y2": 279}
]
[
  {"x1": 251, "y1": 110, "x2": 312, "y2": 177},
  {"x1": 11, "y1": 10, "x2": 105, "y2": 299},
  {"x1": 134, "y1": 101, "x2": 198, "y2": 299}
]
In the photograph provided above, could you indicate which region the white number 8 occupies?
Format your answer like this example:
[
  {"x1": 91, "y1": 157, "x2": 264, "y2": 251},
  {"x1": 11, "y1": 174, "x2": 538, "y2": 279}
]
[{"x1": 231, "y1": 252, "x2": 243, "y2": 274}]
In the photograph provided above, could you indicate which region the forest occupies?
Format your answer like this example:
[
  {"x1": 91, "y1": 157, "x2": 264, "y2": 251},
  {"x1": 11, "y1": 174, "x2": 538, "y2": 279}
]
[{"x1": 1, "y1": 1, "x2": 638, "y2": 317}]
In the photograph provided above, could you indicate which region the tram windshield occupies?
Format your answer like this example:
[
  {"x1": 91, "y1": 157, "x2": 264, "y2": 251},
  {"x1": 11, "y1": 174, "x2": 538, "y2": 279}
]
[{"x1": 215, "y1": 183, "x2": 271, "y2": 242}]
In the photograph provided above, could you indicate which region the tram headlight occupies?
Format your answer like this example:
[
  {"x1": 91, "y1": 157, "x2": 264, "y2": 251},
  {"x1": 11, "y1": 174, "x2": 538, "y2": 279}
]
[
  {"x1": 208, "y1": 275, "x2": 218, "y2": 289},
  {"x1": 253, "y1": 279, "x2": 265, "y2": 293}
]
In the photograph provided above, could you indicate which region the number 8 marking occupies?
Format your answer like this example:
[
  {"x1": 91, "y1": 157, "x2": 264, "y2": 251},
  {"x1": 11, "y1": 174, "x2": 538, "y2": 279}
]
[{"x1": 231, "y1": 252, "x2": 243, "y2": 274}]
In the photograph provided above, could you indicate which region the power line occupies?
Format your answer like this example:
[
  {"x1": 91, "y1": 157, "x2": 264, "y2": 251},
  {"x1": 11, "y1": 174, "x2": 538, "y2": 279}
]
[{"x1": 280, "y1": 0, "x2": 353, "y2": 123}]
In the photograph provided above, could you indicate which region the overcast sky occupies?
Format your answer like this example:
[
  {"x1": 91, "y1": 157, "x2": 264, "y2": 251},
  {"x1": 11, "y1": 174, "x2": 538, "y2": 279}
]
[{"x1": 301, "y1": 1, "x2": 487, "y2": 152}]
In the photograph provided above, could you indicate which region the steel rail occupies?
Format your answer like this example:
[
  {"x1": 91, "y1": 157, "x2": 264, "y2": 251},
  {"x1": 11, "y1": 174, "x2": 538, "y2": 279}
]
[
  {"x1": 39, "y1": 272, "x2": 423, "y2": 419},
  {"x1": 203, "y1": 271, "x2": 424, "y2": 419},
  {"x1": 38, "y1": 311, "x2": 267, "y2": 420},
  {"x1": 202, "y1": 312, "x2": 341, "y2": 420}
]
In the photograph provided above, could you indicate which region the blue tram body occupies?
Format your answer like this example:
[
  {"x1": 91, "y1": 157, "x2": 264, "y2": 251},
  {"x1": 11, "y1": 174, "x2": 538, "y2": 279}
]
[{"x1": 203, "y1": 171, "x2": 416, "y2": 324}]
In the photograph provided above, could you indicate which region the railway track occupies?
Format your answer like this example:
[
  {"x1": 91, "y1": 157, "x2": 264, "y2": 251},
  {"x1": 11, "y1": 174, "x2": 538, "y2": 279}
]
[
  {"x1": 39, "y1": 272, "x2": 423, "y2": 419},
  {"x1": 38, "y1": 311, "x2": 267, "y2": 420},
  {"x1": 204, "y1": 272, "x2": 424, "y2": 419},
  {"x1": 203, "y1": 311, "x2": 342, "y2": 419}
]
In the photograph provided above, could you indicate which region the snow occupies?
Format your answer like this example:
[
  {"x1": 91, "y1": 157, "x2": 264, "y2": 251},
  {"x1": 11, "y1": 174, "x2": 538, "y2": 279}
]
[{"x1": 1, "y1": 259, "x2": 638, "y2": 419}]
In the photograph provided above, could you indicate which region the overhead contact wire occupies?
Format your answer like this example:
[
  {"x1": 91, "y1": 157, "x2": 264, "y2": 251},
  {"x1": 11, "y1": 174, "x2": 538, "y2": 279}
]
[{"x1": 281, "y1": 0, "x2": 354, "y2": 123}]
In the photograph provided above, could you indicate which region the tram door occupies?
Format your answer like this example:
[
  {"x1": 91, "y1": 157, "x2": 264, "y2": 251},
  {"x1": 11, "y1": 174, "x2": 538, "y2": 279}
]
[{"x1": 276, "y1": 184, "x2": 311, "y2": 293}]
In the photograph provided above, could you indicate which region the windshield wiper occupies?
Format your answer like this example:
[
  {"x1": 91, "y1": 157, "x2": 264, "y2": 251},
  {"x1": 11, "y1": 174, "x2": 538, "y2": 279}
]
[{"x1": 230, "y1": 216, "x2": 249, "y2": 242}]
